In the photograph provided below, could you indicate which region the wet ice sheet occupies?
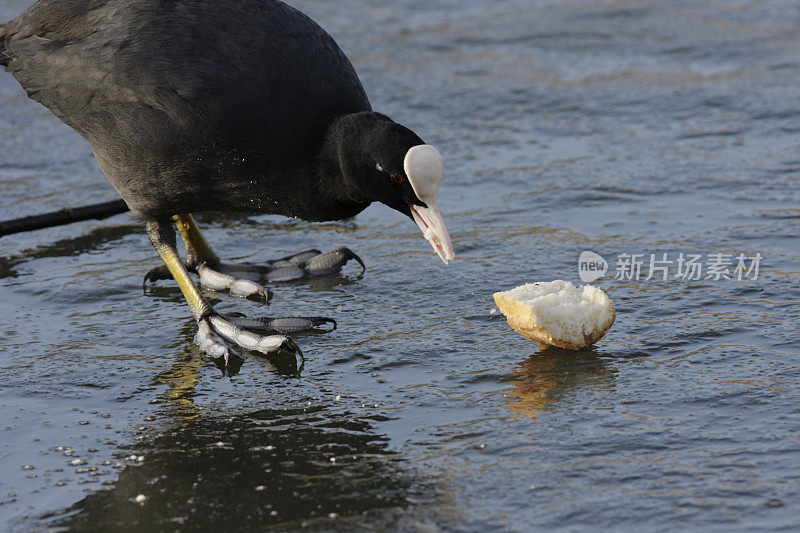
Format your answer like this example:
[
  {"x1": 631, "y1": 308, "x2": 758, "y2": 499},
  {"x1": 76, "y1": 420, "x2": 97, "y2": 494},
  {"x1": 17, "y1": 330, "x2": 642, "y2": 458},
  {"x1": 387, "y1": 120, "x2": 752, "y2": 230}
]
[{"x1": 2, "y1": 0, "x2": 800, "y2": 530}]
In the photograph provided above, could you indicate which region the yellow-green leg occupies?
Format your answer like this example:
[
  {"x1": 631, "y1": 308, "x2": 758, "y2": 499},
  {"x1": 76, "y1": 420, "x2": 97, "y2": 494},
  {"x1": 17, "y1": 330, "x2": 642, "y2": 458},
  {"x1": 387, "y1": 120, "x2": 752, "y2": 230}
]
[
  {"x1": 173, "y1": 213, "x2": 219, "y2": 267},
  {"x1": 146, "y1": 219, "x2": 213, "y2": 321},
  {"x1": 144, "y1": 218, "x2": 302, "y2": 371},
  {"x1": 141, "y1": 214, "x2": 356, "y2": 372}
]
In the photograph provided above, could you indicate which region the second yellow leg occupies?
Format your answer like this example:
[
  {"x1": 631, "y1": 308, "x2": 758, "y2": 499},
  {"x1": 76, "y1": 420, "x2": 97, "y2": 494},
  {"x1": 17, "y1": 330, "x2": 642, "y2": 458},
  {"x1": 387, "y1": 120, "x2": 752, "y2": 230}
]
[{"x1": 173, "y1": 213, "x2": 219, "y2": 266}]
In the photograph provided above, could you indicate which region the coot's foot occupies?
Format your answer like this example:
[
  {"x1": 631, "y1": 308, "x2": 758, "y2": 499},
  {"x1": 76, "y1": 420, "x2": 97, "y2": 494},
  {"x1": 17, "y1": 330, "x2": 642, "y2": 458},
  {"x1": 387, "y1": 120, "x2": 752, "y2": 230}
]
[
  {"x1": 144, "y1": 248, "x2": 365, "y2": 295},
  {"x1": 195, "y1": 313, "x2": 307, "y2": 373},
  {"x1": 145, "y1": 218, "x2": 341, "y2": 375},
  {"x1": 196, "y1": 263, "x2": 271, "y2": 300},
  {"x1": 194, "y1": 247, "x2": 366, "y2": 296},
  {"x1": 301, "y1": 247, "x2": 366, "y2": 277},
  {"x1": 220, "y1": 312, "x2": 337, "y2": 334},
  {"x1": 142, "y1": 260, "x2": 273, "y2": 300}
]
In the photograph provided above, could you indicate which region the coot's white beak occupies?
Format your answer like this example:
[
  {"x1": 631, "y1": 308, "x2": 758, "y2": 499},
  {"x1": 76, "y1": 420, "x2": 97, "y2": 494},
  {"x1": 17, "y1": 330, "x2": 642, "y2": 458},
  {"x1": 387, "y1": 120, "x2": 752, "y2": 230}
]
[
  {"x1": 410, "y1": 201, "x2": 454, "y2": 264},
  {"x1": 404, "y1": 145, "x2": 455, "y2": 264}
]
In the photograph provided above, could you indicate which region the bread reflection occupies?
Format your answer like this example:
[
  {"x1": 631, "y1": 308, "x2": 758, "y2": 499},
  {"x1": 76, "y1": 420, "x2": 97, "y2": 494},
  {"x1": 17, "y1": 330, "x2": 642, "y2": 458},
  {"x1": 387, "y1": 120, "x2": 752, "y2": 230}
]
[{"x1": 504, "y1": 345, "x2": 615, "y2": 418}]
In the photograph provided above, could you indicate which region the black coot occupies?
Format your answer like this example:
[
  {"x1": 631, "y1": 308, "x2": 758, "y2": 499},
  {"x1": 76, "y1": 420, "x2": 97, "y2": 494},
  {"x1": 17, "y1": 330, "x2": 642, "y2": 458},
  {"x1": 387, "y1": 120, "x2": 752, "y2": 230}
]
[{"x1": 0, "y1": 0, "x2": 454, "y2": 368}]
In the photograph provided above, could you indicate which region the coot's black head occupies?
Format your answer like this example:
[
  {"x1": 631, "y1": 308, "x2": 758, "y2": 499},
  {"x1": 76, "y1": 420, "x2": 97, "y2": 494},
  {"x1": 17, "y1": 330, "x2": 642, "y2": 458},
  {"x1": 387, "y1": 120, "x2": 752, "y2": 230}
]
[{"x1": 337, "y1": 112, "x2": 454, "y2": 263}]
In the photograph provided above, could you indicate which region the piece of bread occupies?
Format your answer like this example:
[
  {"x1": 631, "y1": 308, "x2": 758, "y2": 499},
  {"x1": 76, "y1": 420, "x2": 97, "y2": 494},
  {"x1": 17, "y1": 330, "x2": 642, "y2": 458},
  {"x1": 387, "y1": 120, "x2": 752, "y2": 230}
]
[{"x1": 493, "y1": 280, "x2": 615, "y2": 349}]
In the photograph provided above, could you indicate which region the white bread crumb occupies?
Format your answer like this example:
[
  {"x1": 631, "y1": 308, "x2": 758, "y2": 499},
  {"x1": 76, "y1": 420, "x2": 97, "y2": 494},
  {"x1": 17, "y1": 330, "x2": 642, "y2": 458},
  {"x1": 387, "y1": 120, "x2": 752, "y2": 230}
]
[{"x1": 493, "y1": 280, "x2": 615, "y2": 349}]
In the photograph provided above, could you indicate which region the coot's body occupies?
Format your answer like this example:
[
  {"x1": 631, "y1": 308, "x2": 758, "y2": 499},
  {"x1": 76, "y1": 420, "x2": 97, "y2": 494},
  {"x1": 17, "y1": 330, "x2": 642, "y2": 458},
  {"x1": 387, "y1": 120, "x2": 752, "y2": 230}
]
[
  {"x1": 1, "y1": 0, "x2": 371, "y2": 219},
  {"x1": 0, "y1": 0, "x2": 454, "y2": 366}
]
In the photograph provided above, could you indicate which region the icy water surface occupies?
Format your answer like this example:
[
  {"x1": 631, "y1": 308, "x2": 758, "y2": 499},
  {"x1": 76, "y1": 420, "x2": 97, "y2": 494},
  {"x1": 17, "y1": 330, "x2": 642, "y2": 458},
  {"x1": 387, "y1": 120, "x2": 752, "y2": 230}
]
[{"x1": 1, "y1": 0, "x2": 799, "y2": 530}]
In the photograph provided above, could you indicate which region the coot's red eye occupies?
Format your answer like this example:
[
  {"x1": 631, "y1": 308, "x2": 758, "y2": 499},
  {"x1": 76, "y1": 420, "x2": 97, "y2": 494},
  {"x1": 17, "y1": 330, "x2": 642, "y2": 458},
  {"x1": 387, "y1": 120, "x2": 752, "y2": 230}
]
[{"x1": 391, "y1": 173, "x2": 404, "y2": 184}]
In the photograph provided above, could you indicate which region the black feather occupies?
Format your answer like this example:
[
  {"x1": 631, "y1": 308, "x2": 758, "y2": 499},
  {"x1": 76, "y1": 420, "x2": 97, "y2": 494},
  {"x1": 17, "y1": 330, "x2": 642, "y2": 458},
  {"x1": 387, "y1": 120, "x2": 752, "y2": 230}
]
[{"x1": 1, "y1": 0, "x2": 426, "y2": 225}]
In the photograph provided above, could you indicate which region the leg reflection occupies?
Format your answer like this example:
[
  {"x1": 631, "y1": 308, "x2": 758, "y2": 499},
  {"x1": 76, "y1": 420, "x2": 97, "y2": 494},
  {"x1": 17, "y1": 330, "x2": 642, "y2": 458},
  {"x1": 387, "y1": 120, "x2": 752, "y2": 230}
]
[{"x1": 53, "y1": 346, "x2": 418, "y2": 529}]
